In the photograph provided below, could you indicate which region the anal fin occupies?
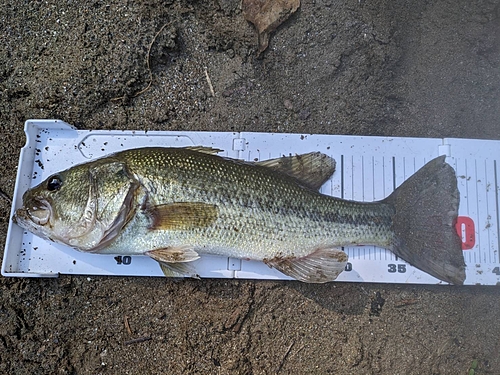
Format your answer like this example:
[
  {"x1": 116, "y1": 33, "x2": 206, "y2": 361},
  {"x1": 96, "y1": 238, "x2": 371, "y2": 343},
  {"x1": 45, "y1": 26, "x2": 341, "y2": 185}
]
[{"x1": 264, "y1": 247, "x2": 348, "y2": 283}]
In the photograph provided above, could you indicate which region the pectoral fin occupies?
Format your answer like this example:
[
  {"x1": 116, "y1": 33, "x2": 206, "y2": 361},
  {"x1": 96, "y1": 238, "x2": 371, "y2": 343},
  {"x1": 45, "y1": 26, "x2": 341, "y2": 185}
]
[
  {"x1": 257, "y1": 152, "x2": 336, "y2": 190},
  {"x1": 264, "y1": 247, "x2": 348, "y2": 283},
  {"x1": 147, "y1": 202, "x2": 219, "y2": 231},
  {"x1": 147, "y1": 246, "x2": 200, "y2": 279}
]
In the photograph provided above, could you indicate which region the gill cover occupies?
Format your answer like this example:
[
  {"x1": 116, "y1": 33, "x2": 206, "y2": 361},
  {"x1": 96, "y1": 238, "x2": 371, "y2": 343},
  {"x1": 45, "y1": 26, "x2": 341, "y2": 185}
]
[{"x1": 67, "y1": 161, "x2": 139, "y2": 251}]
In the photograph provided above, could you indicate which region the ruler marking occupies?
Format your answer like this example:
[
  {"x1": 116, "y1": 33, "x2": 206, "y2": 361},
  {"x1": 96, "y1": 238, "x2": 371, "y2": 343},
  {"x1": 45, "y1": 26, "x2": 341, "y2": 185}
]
[
  {"x1": 390, "y1": 156, "x2": 396, "y2": 262},
  {"x1": 402, "y1": 156, "x2": 405, "y2": 184},
  {"x1": 465, "y1": 159, "x2": 473, "y2": 264},
  {"x1": 465, "y1": 159, "x2": 472, "y2": 263},
  {"x1": 479, "y1": 160, "x2": 490, "y2": 263},
  {"x1": 485, "y1": 160, "x2": 491, "y2": 264},
  {"x1": 475, "y1": 159, "x2": 480, "y2": 264},
  {"x1": 362, "y1": 155, "x2": 365, "y2": 201},
  {"x1": 340, "y1": 154, "x2": 344, "y2": 199},
  {"x1": 495, "y1": 160, "x2": 500, "y2": 264},
  {"x1": 351, "y1": 154, "x2": 354, "y2": 200},
  {"x1": 393, "y1": 156, "x2": 397, "y2": 262},
  {"x1": 372, "y1": 155, "x2": 375, "y2": 201},
  {"x1": 382, "y1": 156, "x2": 385, "y2": 198},
  {"x1": 361, "y1": 160, "x2": 367, "y2": 261},
  {"x1": 381, "y1": 156, "x2": 385, "y2": 262},
  {"x1": 392, "y1": 156, "x2": 396, "y2": 192}
]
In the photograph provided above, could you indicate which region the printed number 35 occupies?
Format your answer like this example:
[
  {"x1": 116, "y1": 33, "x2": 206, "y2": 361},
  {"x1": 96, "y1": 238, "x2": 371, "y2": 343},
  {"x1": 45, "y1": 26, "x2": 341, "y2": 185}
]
[{"x1": 388, "y1": 264, "x2": 406, "y2": 273}]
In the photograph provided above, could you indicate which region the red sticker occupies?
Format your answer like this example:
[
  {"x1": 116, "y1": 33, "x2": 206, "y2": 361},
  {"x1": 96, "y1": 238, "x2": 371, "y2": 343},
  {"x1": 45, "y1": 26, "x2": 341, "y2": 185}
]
[{"x1": 455, "y1": 216, "x2": 475, "y2": 250}]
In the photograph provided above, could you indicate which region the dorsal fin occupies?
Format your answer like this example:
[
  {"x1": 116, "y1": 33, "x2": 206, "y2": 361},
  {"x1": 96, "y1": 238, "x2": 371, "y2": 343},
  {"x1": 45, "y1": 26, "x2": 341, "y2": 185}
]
[
  {"x1": 184, "y1": 146, "x2": 223, "y2": 155},
  {"x1": 257, "y1": 152, "x2": 336, "y2": 190}
]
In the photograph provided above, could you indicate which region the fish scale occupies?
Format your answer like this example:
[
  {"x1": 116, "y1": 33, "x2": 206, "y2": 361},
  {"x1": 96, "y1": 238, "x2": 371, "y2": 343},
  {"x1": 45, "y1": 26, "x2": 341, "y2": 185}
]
[{"x1": 102, "y1": 148, "x2": 395, "y2": 259}]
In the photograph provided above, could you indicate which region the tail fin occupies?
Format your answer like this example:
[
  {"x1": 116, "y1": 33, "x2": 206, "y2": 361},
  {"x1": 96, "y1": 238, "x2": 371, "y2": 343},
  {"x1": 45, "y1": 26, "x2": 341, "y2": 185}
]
[{"x1": 383, "y1": 156, "x2": 466, "y2": 285}]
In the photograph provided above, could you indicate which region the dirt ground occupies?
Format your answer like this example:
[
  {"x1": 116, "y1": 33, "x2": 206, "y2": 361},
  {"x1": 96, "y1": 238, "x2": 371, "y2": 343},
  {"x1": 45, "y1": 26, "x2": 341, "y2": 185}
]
[{"x1": 1, "y1": 1, "x2": 500, "y2": 374}]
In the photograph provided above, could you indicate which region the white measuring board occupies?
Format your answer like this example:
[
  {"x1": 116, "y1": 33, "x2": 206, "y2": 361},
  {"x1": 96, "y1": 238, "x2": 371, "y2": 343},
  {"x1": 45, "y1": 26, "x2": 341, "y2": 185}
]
[{"x1": 2, "y1": 119, "x2": 499, "y2": 285}]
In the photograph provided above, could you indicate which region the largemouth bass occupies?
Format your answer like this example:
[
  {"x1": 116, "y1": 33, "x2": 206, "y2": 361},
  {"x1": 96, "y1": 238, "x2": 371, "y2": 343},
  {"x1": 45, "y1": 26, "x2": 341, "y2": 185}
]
[{"x1": 13, "y1": 147, "x2": 466, "y2": 284}]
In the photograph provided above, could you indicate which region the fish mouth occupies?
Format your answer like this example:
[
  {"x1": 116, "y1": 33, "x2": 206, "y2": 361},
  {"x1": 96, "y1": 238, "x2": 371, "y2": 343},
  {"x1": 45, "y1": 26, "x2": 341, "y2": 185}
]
[{"x1": 19, "y1": 198, "x2": 52, "y2": 226}]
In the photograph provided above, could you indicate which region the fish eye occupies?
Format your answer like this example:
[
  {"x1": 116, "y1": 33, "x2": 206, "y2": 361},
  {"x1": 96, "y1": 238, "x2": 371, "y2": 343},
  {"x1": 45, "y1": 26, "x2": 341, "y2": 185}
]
[{"x1": 47, "y1": 175, "x2": 62, "y2": 191}]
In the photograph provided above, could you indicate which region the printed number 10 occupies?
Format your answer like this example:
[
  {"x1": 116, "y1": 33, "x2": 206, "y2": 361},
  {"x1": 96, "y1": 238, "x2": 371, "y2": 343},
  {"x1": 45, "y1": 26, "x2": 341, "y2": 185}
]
[
  {"x1": 388, "y1": 264, "x2": 406, "y2": 273},
  {"x1": 115, "y1": 255, "x2": 132, "y2": 265}
]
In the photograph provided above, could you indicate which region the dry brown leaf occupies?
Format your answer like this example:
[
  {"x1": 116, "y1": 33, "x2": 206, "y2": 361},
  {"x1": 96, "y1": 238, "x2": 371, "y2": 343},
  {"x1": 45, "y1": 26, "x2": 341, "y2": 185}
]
[{"x1": 243, "y1": 0, "x2": 300, "y2": 55}]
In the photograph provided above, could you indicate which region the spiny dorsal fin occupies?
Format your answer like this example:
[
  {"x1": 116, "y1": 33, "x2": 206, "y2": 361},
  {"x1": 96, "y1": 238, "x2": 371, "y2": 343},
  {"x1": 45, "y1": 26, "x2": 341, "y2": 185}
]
[
  {"x1": 147, "y1": 202, "x2": 219, "y2": 231},
  {"x1": 264, "y1": 247, "x2": 348, "y2": 283},
  {"x1": 257, "y1": 152, "x2": 336, "y2": 190},
  {"x1": 184, "y1": 146, "x2": 223, "y2": 155}
]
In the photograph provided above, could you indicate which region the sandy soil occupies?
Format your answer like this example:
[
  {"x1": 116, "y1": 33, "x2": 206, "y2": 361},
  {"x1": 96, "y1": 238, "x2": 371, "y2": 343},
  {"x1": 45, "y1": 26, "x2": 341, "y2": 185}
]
[{"x1": 1, "y1": 1, "x2": 500, "y2": 374}]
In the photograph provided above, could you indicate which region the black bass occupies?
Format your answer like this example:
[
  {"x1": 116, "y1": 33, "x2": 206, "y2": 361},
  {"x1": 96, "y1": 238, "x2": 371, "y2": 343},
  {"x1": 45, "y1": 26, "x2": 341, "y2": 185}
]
[{"x1": 13, "y1": 147, "x2": 466, "y2": 284}]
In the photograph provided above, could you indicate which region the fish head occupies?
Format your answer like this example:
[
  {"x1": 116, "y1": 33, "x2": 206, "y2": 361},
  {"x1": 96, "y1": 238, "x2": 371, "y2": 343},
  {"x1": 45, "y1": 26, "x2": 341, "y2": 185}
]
[{"x1": 14, "y1": 159, "x2": 139, "y2": 252}]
